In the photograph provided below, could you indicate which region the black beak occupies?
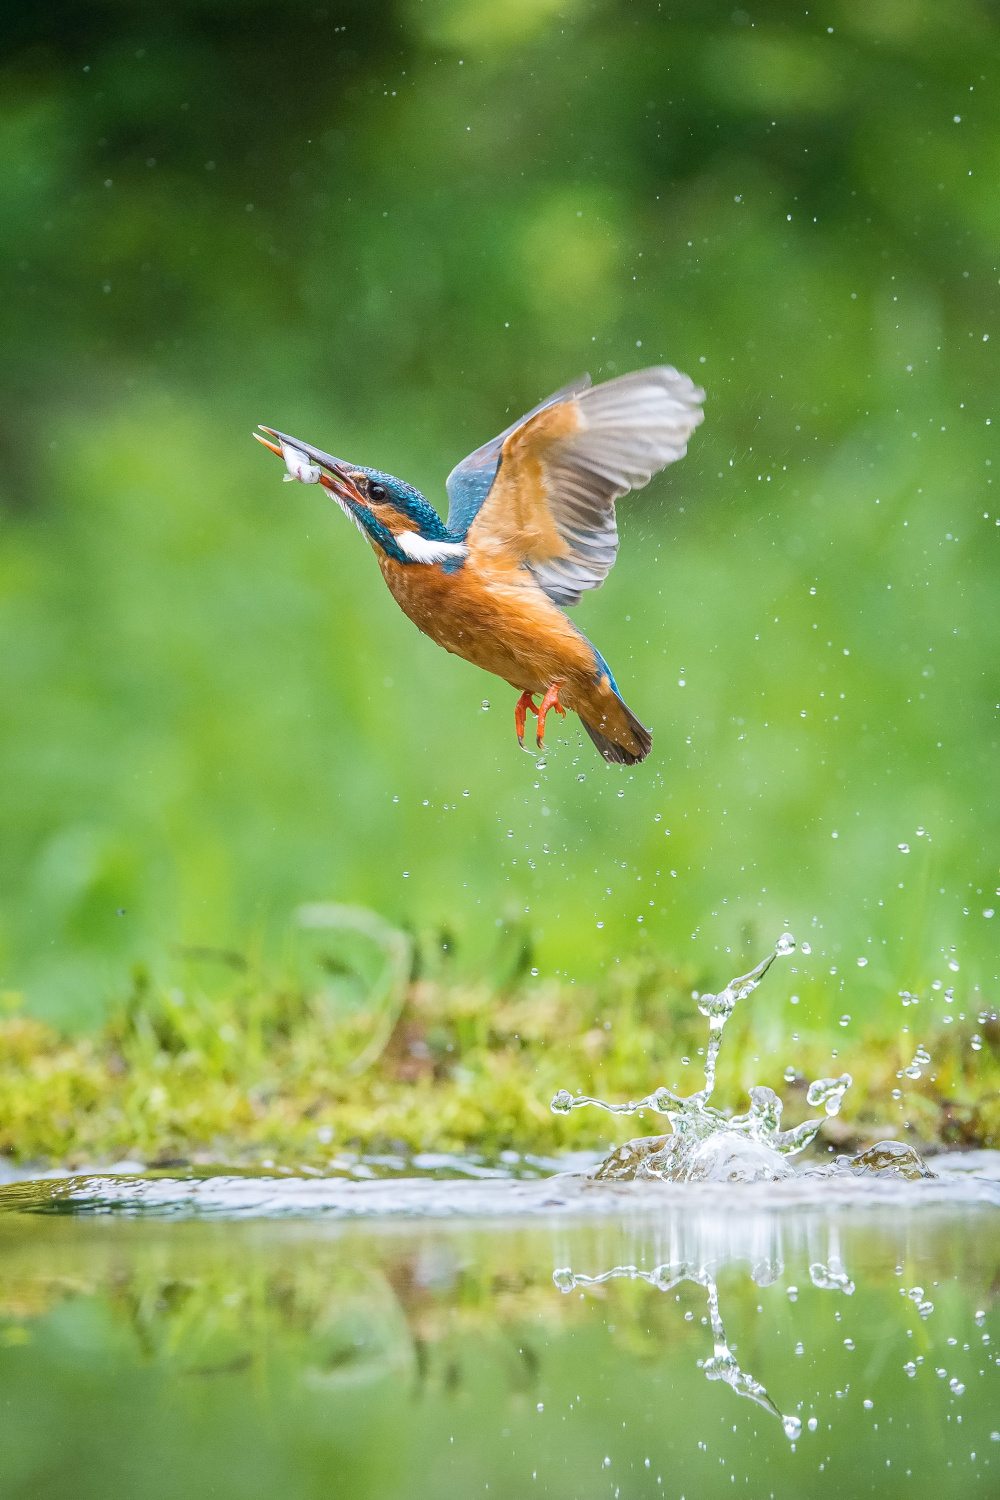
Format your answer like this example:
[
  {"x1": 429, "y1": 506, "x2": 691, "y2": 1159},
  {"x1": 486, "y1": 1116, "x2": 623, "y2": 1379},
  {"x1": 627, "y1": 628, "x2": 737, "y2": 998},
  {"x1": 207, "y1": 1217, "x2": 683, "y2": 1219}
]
[{"x1": 254, "y1": 426, "x2": 367, "y2": 506}]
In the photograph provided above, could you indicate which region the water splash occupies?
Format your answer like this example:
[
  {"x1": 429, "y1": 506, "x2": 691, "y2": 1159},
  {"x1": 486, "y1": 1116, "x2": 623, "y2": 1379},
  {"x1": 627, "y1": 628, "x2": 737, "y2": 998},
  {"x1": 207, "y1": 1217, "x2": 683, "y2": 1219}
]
[
  {"x1": 806, "y1": 1076, "x2": 853, "y2": 1117},
  {"x1": 812, "y1": 1141, "x2": 934, "y2": 1182},
  {"x1": 551, "y1": 936, "x2": 856, "y2": 1183}
]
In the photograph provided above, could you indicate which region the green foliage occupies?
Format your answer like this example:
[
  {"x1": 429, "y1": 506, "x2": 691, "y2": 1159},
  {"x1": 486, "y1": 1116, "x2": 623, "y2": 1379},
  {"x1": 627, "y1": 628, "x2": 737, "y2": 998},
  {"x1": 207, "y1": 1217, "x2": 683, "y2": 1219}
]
[
  {"x1": 0, "y1": 954, "x2": 995, "y2": 1166},
  {"x1": 0, "y1": 0, "x2": 998, "y2": 1097}
]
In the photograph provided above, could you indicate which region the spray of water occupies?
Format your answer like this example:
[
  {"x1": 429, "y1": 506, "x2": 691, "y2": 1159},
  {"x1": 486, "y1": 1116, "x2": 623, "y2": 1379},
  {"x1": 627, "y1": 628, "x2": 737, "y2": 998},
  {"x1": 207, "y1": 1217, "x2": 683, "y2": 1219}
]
[{"x1": 551, "y1": 936, "x2": 857, "y2": 1183}]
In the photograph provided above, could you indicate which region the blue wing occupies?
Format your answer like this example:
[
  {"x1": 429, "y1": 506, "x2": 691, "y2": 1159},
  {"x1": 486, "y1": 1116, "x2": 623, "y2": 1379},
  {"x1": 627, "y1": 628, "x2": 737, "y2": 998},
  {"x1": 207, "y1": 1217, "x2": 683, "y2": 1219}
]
[{"x1": 444, "y1": 374, "x2": 593, "y2": 537}]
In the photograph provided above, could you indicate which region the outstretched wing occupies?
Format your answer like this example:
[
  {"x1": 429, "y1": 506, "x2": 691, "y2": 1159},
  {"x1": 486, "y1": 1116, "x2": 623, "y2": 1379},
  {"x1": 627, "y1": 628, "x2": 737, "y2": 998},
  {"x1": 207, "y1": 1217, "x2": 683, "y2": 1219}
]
[
  {"x1": 445, "y1": 375, "x2": 593, "y2": 539},
  {"x1": 461, "y1": 366, "x2": 704, "y2": 607}
]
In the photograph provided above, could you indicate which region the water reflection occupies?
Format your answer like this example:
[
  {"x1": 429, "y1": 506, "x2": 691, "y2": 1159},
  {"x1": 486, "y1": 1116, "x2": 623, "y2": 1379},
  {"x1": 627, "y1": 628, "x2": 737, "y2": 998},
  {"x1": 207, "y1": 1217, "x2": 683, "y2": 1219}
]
[
  {"x1": 554, "y1": 1216, "x2": 863, "y2": 1441},
  {"x1": 0, "y1": 1203, "x2": 996, "y2": 1497}
]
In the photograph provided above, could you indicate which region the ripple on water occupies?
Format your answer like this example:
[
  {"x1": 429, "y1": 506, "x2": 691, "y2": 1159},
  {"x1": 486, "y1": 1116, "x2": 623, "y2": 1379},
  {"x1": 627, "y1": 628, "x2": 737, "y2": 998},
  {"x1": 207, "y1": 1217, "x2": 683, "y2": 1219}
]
[{"x1": 0, "y1": 1155, "x2": 998, "y2": 1219}]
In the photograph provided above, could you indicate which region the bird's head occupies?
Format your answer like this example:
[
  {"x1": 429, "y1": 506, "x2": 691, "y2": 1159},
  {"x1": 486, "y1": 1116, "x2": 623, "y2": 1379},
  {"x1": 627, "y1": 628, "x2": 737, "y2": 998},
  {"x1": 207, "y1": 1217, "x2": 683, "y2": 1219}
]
[{"x1": 254, "y1": 426, "x2": 467, "y2": 566}]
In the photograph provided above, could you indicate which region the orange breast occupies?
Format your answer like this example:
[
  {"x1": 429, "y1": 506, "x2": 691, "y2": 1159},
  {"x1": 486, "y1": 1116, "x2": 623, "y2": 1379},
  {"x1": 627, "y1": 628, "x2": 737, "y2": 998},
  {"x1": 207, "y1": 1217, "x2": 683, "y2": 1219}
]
[
  {"x1": 374, "y1": 548, "x2": 591, "y2": 694},
  {"x1": 370, "y1": 543, "x2": 645, "y2": 757}
]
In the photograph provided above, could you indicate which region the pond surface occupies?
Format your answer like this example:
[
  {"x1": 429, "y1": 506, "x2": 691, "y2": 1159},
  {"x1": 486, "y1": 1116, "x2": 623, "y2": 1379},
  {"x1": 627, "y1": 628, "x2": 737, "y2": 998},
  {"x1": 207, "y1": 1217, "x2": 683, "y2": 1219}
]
[{"x1": 0, "y1": 1170, "x2": 998, "y2": 1498}]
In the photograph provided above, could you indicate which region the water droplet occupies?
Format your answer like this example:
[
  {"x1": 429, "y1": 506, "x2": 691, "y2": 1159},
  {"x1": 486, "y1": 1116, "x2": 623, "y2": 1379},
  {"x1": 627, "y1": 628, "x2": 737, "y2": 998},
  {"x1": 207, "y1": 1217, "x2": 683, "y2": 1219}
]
[
  {"x1": 840, "y1": 1014, "x2": 851, "y2": 1026},
  {"x1": 807, "y1": 1073, "x2": 853, "y2": 1115},
  {"x1": 950, "y1": 1377, "x2": 965, "y2": 1394},
  {"x1": 892, "y1": 1088, "x2": 902, "y2": 1099},
  {"x1": 783, "y1": 1065, "x2": 796, "y2": 1082},
  {"x1": 775, "y1": 932, "x2": 796, "y2": 956},
  {"x1": 863, "y1": 1399, "x2": 873, "y2": 1409},
  {"x1": 971, "y1": 1035, "x2": 983, "y2": 1051},
  {"x1": 577, "y1": 773, "x2": 586, "y2": 782},
  {"x1": 536, "y1": 759, "x2": 546, "y2": 770},
  {"x1": 904, "y1": 1065, "x2": 922, "y2": 1079},
  {"x1": 782, "y1": 1415, "x2": 802, "y2": 1440},
  {"x1": 617, "y1": 789, "x2": 625, "y2": 797},
  {"x1": 801, "y1": 940, "x2": 812, "y2": 954},
  {"x1": 550, "y1": 1090, "x2": 573, "y2": 1115},
  {"x1": 481, "y1": 700, "x2": 490, "y2": 710},
  {"x1": 857, "y1": 957, "x2": 868, "y2": 967},
  {"x1": 948, "y1": 960, "x2": 960, "y2": 971},
  {"x1": 808, "y1": 1416, "x2": 818, "y2": 1430},
  {"x1": 810, "y1": 1261, "x2": 855, "y2": 1294},
  {"x1": 843, "y1": 1338, "x2": 855, "y2": 1349},
  {"x1": 898, "y1": 843, "x2": 910, "y2": 853}
]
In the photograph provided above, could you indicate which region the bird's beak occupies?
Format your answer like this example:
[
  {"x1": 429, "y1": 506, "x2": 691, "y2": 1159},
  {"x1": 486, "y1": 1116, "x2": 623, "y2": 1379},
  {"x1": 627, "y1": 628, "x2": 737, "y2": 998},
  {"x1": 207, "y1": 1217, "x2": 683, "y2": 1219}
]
[
  {"x1": 321, "y1": 466, "x2": 369, "y2": 509},
  {"x1": 253, "y1": 425, "x2": 368, "y2": 506}
]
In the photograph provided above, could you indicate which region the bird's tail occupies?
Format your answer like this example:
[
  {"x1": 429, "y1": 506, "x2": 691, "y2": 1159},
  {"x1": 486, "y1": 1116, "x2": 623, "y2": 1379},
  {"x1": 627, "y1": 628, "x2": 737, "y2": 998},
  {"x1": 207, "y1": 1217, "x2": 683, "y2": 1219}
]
[{"x1": 580, "y1": 696, "x2": 652, "y2": 765}]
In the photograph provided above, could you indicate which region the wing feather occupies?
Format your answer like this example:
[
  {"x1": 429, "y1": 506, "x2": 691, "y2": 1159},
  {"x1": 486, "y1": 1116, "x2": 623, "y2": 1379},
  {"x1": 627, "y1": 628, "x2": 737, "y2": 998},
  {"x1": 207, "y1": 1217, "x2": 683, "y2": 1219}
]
[
  {"x1": 445, "y1": 374, "x2": 592, "y2": 536},
  {"x1": 466, "y1": 366, "x2": 705, "y2": 606}
]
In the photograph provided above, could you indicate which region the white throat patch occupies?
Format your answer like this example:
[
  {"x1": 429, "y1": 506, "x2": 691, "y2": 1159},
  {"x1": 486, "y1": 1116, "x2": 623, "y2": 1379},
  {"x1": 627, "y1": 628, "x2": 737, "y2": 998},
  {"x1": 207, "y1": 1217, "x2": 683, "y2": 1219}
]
[{"x1": 396, "y1": 530, "x2": 468, "y2": 564}]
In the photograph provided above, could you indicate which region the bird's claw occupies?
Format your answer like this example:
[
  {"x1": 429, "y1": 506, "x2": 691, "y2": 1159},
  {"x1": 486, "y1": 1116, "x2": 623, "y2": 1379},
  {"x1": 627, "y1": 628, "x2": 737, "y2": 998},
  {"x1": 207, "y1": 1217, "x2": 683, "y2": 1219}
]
[
  {"x1": 514, "y1": 683, "x2": 566, "y2": 752},
  {"x1": 515, "y1": 691, "x2": 538, "y2": 751},
  {"x1": 535, "y1": 681, "x2": 566, "y2": 749}
]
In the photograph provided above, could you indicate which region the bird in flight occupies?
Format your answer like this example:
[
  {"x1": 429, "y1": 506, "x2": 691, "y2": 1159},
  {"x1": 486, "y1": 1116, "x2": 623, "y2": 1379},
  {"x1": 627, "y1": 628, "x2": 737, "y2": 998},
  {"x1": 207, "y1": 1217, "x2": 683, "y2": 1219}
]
[{"x1": 254, "y1": 366, "x2": 703, "y2": 764}]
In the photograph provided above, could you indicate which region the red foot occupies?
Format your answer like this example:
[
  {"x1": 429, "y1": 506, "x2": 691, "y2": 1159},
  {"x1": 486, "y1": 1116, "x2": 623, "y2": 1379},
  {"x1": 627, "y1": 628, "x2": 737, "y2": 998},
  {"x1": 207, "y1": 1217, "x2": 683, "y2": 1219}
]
[
  {"x1": 515, "y1": 691, "x2": 538, "y2": 750},
  {"x1": 535, "y1": 680, "x2": 567, "y2": 749}
]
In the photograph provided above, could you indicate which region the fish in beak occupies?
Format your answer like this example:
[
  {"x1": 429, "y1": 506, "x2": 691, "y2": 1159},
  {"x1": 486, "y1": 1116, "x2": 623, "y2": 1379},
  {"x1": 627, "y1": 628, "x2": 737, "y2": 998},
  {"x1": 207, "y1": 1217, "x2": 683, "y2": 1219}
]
[{"x1": 253, "y1": 425, "x2": 368, "y2": 507}]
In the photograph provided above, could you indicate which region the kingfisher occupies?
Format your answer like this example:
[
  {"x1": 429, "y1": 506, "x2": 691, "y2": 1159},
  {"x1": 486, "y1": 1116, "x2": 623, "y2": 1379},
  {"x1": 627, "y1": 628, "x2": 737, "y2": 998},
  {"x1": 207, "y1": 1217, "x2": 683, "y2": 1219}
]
[{"x1": 254, "y1": 366, "x2": 703, "y2": 764}]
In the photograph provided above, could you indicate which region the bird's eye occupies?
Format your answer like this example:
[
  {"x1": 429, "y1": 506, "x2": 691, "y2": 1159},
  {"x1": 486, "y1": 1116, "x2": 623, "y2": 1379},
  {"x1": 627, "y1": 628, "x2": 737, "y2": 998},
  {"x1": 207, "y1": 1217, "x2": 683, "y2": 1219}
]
[{"x1": 370, "y1": 483, "x2": 387, "y2": 501}]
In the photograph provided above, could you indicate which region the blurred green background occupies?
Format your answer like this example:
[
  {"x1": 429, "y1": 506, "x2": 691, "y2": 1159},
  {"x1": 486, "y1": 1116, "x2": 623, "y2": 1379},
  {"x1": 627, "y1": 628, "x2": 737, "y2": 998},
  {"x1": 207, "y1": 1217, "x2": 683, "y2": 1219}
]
[{"x1": 1, "y1": 0, "x2": 998, "y2": 1033}]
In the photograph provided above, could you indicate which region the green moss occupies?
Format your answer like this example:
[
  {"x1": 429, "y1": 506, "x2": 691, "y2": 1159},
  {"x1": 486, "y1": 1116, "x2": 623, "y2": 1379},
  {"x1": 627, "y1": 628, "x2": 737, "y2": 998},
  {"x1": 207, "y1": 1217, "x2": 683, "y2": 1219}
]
[{"x1": 0, "y1": 966, "x2": 996, "y2": 1168}]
